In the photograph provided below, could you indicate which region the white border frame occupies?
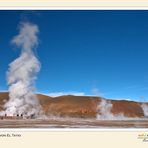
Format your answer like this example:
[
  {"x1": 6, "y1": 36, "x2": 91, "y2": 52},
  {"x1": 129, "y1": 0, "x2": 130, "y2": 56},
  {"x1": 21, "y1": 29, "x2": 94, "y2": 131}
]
[{"x1": 0, "y1": 7, "x2": 148, "y2": 10}]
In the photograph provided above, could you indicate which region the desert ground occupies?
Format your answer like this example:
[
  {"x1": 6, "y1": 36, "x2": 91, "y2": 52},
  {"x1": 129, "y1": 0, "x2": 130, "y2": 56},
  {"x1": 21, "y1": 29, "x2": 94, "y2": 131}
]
[{"x1": 0, "y1": 118, "x2": 148, "y2": 128}]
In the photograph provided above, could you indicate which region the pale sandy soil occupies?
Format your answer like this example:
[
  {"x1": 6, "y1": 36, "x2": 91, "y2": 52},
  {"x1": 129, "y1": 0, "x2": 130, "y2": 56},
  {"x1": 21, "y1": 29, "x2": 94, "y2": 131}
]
[{"x1": 0, "y1": 118, "x2": 148, "y2": 128}]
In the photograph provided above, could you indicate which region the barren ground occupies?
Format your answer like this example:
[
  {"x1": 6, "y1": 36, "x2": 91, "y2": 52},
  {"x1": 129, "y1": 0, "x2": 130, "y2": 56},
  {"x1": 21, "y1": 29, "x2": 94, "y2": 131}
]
[{"x1": 0, "y1": 118, "x2": 148, "y2": 128}]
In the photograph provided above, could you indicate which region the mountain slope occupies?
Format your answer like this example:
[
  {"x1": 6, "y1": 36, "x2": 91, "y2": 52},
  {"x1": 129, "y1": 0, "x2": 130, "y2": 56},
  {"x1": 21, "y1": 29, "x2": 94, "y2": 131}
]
[{"x1": 0, "y1": 92, "x2": 146, "y2": 118}]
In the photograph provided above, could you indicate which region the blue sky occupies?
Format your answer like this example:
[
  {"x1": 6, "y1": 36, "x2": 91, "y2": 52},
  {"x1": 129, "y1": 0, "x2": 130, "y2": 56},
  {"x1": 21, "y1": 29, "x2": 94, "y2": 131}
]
[{"x1": 0, "y1": 10, "x2": 148, "y2": 101}]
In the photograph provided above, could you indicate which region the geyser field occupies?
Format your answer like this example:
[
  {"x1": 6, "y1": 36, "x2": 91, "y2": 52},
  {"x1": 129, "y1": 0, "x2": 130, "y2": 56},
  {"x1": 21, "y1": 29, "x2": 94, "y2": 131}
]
[
  {"x1": 0, "y1": 92, "x2": 148, "y2": 128},
  {"x1": 0, "y1": 16, "x2": 148, "y2": 128}
]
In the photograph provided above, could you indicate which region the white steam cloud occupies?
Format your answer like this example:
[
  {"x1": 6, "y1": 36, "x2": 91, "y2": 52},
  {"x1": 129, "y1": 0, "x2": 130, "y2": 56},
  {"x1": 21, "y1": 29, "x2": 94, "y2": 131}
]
[
  {"x1": 1, "y1": 22, "x2": 42, "y2": 118},
  {"x1": 141, "y1": 104, "x2": 148, "y2": 117},
  {"x1": 97, "y1": 99, "x2": 125, "y2": 120}
]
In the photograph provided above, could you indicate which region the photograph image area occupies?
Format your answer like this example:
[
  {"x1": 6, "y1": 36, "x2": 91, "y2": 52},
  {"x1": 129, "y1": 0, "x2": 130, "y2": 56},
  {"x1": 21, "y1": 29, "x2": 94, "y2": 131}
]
[{"x1": 0, "y1": 10, "x2": 148, "y2": 128}]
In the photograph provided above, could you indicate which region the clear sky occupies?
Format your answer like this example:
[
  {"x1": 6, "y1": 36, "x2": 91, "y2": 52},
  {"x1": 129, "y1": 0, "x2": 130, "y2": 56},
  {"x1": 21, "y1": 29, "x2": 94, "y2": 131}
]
[{"x1": 0, "y1": 10, "x2": 148, "y2": 101}]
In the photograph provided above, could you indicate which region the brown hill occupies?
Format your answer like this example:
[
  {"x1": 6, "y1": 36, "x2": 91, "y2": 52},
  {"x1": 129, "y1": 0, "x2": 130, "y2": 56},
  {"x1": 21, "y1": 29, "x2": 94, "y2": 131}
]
[
  {"x1": 111, "y1": 100, "x2": 144, "y2": 117},
  {"x1": 0, "y1": 92, "x2": 146, "y2": 118}
]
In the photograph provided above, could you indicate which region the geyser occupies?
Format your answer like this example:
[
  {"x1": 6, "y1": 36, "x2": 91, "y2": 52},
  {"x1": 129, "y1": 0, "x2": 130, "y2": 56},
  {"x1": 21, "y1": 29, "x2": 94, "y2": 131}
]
[
  {"x1": 141, "y1": 103, "x2": 148, "y2": 117},
  {"x1": 97, "y1": 99, "x2": 125, "y2": 120},
  {"x1": 1, "y1": 22, "x2": 42, "y2": 118}
]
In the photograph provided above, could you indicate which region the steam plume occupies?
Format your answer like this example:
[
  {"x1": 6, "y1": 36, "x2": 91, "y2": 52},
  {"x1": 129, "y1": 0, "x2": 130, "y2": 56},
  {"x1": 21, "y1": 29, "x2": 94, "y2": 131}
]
[
  {"x1": 141, "y1": 103, "x2": 148, "y2": 117},
  {"x1": 3, "y1": 22, "x2": 42, "y2": 118},
  {"x1": 97, "y1": 99, "x2": 125, "y2": 120}
]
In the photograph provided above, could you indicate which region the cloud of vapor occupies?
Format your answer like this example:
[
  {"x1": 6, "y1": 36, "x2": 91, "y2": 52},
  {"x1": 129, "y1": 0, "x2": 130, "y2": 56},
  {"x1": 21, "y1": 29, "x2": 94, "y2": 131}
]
[
  {"x1": 2, "y1": 22, "x2": 42, "y2": 117},
  {"x1": 91, "y1": 87, "x2": 104, "y2": 97},
  {"x1": 141, "y1": 103, "x2": 148, "y2": 117},
  {"x1": 97, "y1": 99, "x2": 125, "y2": 120}
]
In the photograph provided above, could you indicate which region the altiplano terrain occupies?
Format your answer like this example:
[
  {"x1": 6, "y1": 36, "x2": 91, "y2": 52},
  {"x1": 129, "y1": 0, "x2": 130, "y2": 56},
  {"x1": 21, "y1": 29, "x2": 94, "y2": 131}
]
[
  {"x1": 0, "y1": 92, "x2": 148, "y2": 128},
  {"x1": 0, "y1": 92, "x2": 147, "y2": 118}
]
